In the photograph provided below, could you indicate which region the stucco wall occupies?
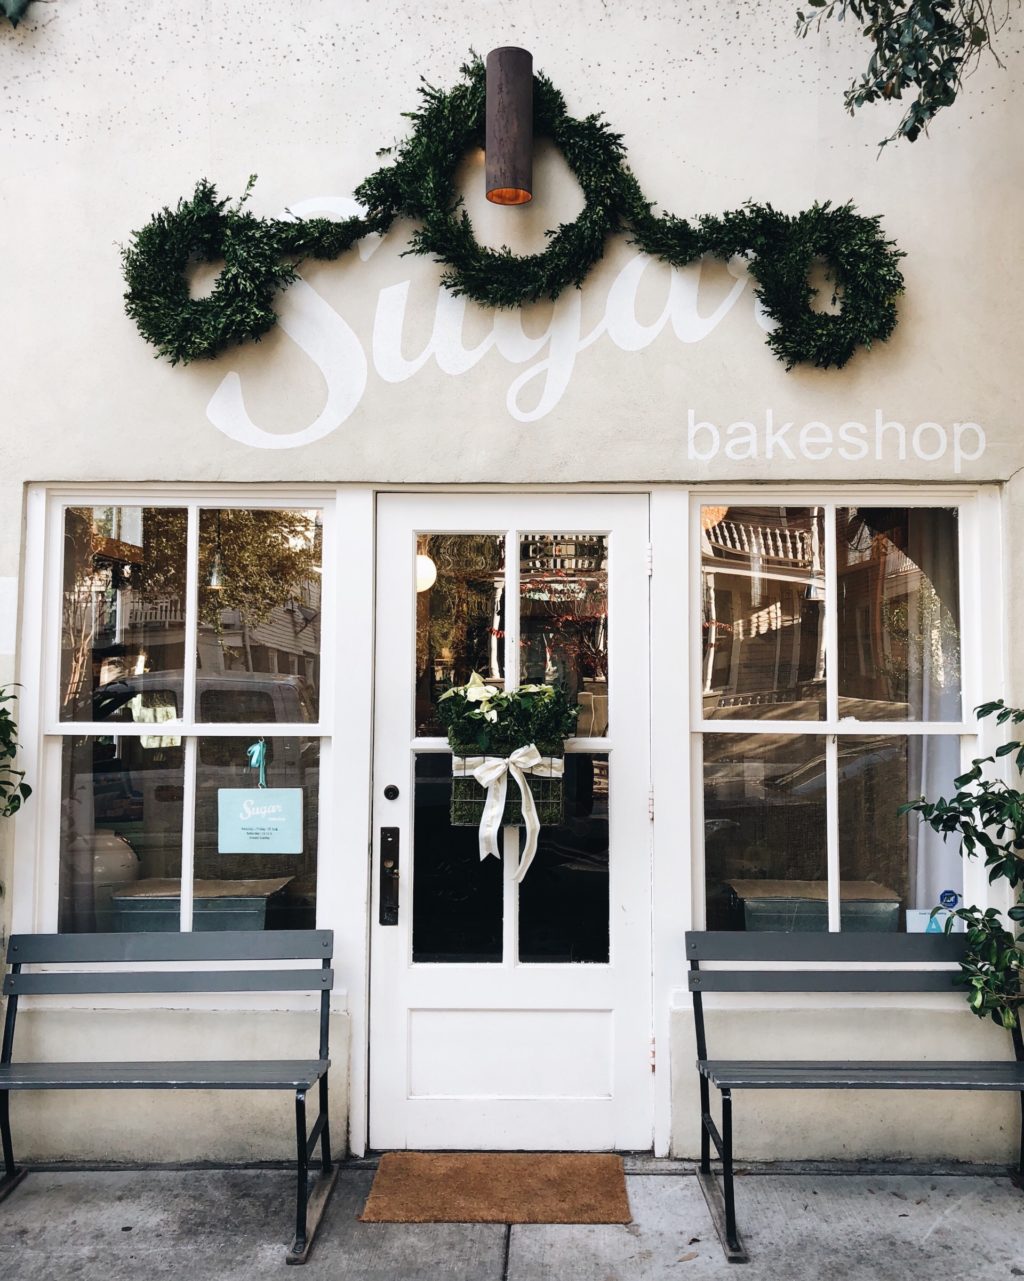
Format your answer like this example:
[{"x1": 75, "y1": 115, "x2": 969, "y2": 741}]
[
  {"x1": 670, "y1": 1006, "x2": 1019, "y2": 1163},
  {"x1": 1, "y1": 1, "x2": 1022, "y2": 1161},
  {"x1": 8, "y1": 1009, "x2": 349, "y2": 1162},
  {"x1": 0, "y1": 1, "x2": 1020, "y2": 487}
]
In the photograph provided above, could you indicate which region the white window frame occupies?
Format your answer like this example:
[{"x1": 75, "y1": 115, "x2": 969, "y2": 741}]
[
  {"x1": 12, "y1": 484, "x2": 359, "y2": 939},
  {"x1": 685, "y1": 485, "x2": 1006, "y2": 931}
]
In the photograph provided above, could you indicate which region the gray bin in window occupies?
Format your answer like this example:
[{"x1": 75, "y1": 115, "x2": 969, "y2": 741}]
[
  {"x1": 727, "y1": 879, "x2": 900, "y2": 932},
  {"x1": 111, "y1": 877, "x2": 293, "y2": 932}
]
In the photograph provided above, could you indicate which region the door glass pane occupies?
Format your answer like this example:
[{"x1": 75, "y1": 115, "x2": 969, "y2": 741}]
[
  {"x1": 520, "y1": 533, "x2": 608, "y2": 735},
  {"x1": 838, "y1": 734, "x2": 964, "y2": 931},
  {"x1": 701, "y1": 507, "x2": 826, "y2": 721},
  {"x1": 837, "y1": 507, "x2": 961, "y2": 721},
  {"x1": 415, "y1": 534, "x2": 506, "y2": 737},
  {"x1": 58, "y1": 735, "x2": 183, "y2": 932},
  {"x1": 518, "y1": 754, "x2": 609, "y2": 963},
  {"x1": 412, "y1": 754, "x2": 503, "y2": 962},
  {"x1": 194, "y1": 735, "x2": 319, "y2": 930},
  {"x1": 704, "y1": 733, "x2": 828, "y2": 930},
  {"x1": 197, "y1": 509, "x2": 322, "y2": 723},
  {"x1": 61, "y1": 506, "x2": 187, "y2": 722}
]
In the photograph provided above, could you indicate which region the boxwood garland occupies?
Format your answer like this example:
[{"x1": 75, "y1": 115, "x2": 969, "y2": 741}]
[{"x1": 122, "y1": 57, "x2": 905, "y2": 370}]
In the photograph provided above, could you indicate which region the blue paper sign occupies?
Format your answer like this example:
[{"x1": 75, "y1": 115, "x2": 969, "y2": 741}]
[{"x1": 217, "y1": 788, "x2": 303, "y2": 854}]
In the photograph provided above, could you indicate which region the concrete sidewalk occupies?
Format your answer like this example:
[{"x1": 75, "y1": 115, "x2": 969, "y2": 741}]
[{"x1": 0, "y1": 1161, "x2": 1021, "y2": 1281}]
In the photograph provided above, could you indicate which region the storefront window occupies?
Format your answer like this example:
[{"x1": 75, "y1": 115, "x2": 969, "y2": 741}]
[
  {"x1": 699, "y1": 501, "x2": 967, "y2": 933},
  {"x1": 54, "y1": 502, "x2": 326, "y2": 932}
]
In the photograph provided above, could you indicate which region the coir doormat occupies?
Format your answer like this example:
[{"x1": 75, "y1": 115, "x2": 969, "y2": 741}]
[{"x1": 359, "y1": 1152, "x2": 632, "y2": 1224}]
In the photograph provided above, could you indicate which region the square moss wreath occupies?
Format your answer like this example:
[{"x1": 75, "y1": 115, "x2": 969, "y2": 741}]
[{"x1": 450, "y1": 766, "x2": 564, "y2": 828}]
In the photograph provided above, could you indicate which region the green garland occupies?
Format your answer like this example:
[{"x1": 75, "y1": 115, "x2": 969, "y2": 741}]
[{"x1": 123, "y1": 57, "x2": 905, "y2": 370}]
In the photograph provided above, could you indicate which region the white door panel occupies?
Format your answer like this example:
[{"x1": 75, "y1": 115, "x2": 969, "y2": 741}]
[{"x1": 370, "y1": 494, "x2": 651, "y2": 1150}]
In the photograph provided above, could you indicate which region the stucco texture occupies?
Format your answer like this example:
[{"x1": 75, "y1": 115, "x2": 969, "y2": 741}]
[
  {"x1": 0, "y1": 1, "x2": 1021, "y2": 484},
  {"x1": 7, "y1": 1009, "x2": 349, "y2": 1162}
]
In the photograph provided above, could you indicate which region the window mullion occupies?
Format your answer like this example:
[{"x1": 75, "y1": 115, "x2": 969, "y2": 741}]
[
  {"x1": 183, "y1": 504, "x2": 200, "y2": 727},
  {"x1": 826, "y1": 734, "x2": 840, "y2": 931},
  {"x1": 180, "y1": 735, "x2": 198, "y2": 931},
  {"x1": 824, "y1": 503, "x2": 838, "y2": 725}
]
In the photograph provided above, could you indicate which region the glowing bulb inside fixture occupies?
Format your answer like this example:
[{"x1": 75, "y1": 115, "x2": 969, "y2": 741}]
[
  {"x1": 701, "y1": 506, "x2": 729, "y2": 531},
  {"x1": 415, "y1": 554, "x2": 437, "y2": 593}
]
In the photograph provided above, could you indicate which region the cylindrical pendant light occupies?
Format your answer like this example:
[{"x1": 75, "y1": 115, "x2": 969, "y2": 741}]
[{"x1": 485, "y1": 46, "x2": 533, "y2": 205}]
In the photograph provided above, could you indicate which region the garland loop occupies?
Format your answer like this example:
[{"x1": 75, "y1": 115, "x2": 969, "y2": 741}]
[{"x1": 123, "y1": 58, "x2": 904, "y2": 370}]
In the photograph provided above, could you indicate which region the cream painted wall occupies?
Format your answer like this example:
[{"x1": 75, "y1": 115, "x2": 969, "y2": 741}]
[
  {"x1": 670, "y1": 1007, "x2": 1019, "y2": 1162},
  {"x1": 9, "y1": 1009, "x2": 349, "y2": 1162},
  {"x1": 1, "y1": 1, "x2": 1022, "y2": 1161},
  {"x1": 0, "y1": 1, "x2": 1021, "y2": 487}
]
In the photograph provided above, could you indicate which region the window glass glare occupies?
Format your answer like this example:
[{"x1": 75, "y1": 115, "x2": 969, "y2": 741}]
[
  {"x1": 61, "y1": 506, "x2": 188, "y2": 722},
  {"x1": 415, "y1": 534, "x2": 506, "y2": 737},
  {"x1": 58, "y1": 736, "x2": 183, "y2": 933},
  {"x1": 194, "y1": 736, "x2": 318, "y2": 931},
  {"x1": 704, "y1": 733, "x2": 828, "y2": 931},
  {"x1": 838, "y1": 735, "x2": 963, "y2": 930},
  {"x1": 701, "y1": 507, "x2": 826, "y2": 721},
  {"x1": 520, "y1": 534, "x2": 608, "y2": 736},
  {"x1": 837, "y1": 507, "x2": 961, "y2": 721},
  {"x1": 197, "y1": 509, "x2": 322, "y2": 723}
]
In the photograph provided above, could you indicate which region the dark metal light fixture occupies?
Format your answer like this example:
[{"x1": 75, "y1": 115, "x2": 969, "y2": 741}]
[{"x1": 486, "y1": 46, "x2": 533, "y2": 205}]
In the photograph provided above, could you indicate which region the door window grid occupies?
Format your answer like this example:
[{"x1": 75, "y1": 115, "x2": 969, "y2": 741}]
[
  {"x1": 692, "y1": 499, "x2": 977, "y2": 934},
  {"x1": 410, "y1": 527, "x2": 612, "y2": 966},
  {"x1": 48, "y1": 500, "x2": 329, "y2": 933}
]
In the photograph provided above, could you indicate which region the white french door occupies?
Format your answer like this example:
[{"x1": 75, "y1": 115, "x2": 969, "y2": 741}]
[{"x1": 369, "y1": 494, "x2": 652, "y2": 1150}]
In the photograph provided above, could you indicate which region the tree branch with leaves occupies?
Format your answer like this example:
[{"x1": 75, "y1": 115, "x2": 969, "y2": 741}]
[
  {"x1": 900, "y1": 699, "x2": 1024, "y2": 1028},
  {"x1": 797, "y1": 1, "x2": 1018, "y2": 145}
]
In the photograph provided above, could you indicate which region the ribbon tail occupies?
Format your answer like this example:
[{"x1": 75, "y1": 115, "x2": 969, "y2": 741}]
[
  {"x1": 510, "y1": 764, "x2": 541, "y2": 884},
  {"x1": 478, "y1": 772, "x2": 508, "y2": 862}
]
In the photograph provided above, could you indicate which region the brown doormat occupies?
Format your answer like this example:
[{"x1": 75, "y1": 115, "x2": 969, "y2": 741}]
[{"x1": 359, "y1": 1152, "x2": 632, "y2": 1224}]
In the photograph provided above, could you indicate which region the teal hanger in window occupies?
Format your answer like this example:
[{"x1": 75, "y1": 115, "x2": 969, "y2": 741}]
[{"x1": 246, "y1": 738, "x2": 268, "y2": 789}]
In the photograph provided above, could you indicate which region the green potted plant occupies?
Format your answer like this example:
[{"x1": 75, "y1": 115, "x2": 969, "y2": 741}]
[
  {"x1": 901, "y1": 699, "x2": 1024, "y2": 1030},
  {"x1": 437, "y1": 673, "x2": 578, "y2": 829},
  {"x1": 0, "y1": 688, "x2": 31, "y2": 821}
]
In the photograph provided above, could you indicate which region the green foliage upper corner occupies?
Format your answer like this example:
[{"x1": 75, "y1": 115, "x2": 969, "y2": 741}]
[
  {"x1": 0, "y1": 688, "x2": 31, "y2": 819},
  {"x1": 1, "y1": 0, "x2": 33, "y2": 28},
  {"x1": 437, "y1": 673, "x2": 579, "y2": 758},
  {"x1": 796, "y1": 1, "x2": 1016, "y2": 147},
  {"x1": 901, "y1": 698, "x2": 1024, "y2": 1031},
  {"x1": 122, "y1": 56, "x2": 905, "y2": 371}
]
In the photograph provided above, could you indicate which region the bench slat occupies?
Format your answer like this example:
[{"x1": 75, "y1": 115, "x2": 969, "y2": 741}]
[
  {"x1": 7, "y1": 931, "x2": 333, "y2": 965},
  {"x1": 688, "y1": 970, "x2": 960, "y2": 993},
  {"x1": 4, "y1": 968, "x2": 333, "y2": 996},
  {"x1": 0, "y1": 1060, "x2": 329, "y2": 1090},
  {"x1": 699, "y1": 1059, "x2": 1024, "y2": 1090},
  {"x1": 685, "y1": 931, "x2": 967, "y2": 963}
]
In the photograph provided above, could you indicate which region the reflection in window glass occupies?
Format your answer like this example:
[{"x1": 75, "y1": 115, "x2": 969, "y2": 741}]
[
  {"x1": 704, "y1": 733, "x2": 827, "y2": 930},
  {"x1": 518, "y1": 755, "x2": 609, "y2": 963},
  {"x1": 194, "y1": 736, "x2": 318, "y2": 930},
  {"x1": 197, "y1": 509, "x2": 322, "y2": 723},
  {"x1": 837, "y1": 508, "x2": 961, "y2": 721},
  {"x1": 520, "y1": 534, "x2": 608, "y2": 736},
  {"x1": 415, "y1": 535, "x2": 506, "y2": 737},
  {"x1": 58, "y1": 736, "x2": 183, "y2": 933},
  {"x1": 838, "y1": 735, "x2": 963, "y2": 931},
  {"x1": 412, "y1": 754, "x2": 502, "y2": 962},
  {"x1": 701, "y1": 507, "x2": 826, "y2": 721},
  {"x1": 61, "y1": 507, "x2": 188, "y2": 722}
]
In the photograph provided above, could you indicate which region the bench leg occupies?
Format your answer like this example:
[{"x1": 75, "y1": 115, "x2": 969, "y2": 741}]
[
  {"x1": 285, "y1": 1083, "x2": 339, "y2": 1266},
  {"x1": 695, "y1": 1086, "x2": 748, "y2": 1265},
  {"x1": 0, "y1": 1091, "x2": 26, "y2": 1204},
  {"x1": 721, "y1": 1090, "x2": 739, "y2": 1252},
  {"x1": 698, "y1": 1075, "x2": 711, "y2": 1174}
]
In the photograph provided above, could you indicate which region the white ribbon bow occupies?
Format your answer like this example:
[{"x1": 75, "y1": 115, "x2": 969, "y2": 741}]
[{"x1": 454, "y1": 744, "x2": 564, "y2": 883}]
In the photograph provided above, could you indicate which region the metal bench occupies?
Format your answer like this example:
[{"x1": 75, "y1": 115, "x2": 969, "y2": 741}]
[
  {"x1": 0, "y1": 929, "x2": 338, "y2": 1265},
  {"x1": 686, "y1": 930, "x2": 1024, "y2": 1263}
]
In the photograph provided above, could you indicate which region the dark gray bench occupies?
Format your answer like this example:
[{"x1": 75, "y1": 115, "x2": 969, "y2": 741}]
[
  {"x1": 686, "y1": 930, "x2": 1024, "y2": 1263},
  {"x1": 0, "y1": 929, "x2": 338, "y2": 1265}
]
